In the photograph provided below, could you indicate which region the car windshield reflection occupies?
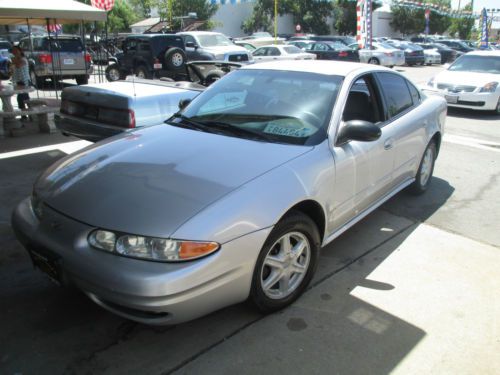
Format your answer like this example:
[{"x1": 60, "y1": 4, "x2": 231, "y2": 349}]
[{"x1": 169, "y1": 69, "x2": 343, "y2": 145}]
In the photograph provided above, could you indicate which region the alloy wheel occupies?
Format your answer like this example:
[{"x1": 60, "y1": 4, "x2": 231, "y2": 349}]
[
  {"x1": 260, "y1": 231, "x2": 311, "y2": 300},
  {"x1": 420, "y1": 146, "x2": 434, "y2": 186}
]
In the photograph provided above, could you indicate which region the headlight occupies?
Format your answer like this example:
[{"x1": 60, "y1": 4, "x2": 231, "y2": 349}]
[
  {"x1": 88, "y1": 229, "x2": 220, "y2": 262},
  {"x1": 427, "y1": 77, "x2": 435, "y2": 87},
  {"x1": 479, "y1": 82, "x2": 498, "y2": 93}
]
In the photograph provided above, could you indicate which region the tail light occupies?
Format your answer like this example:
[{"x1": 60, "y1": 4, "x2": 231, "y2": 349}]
[
  {"x1": 339, "y1": 51, "x2": 348, "y2": 57},
  {"x1": 39, "y1": 53, "x2": 52, "y2": 64},
  {"x1": 84, "y1": 52, "x2": 92, "y2": 63},
  {"x1": 384, "y1": 52, "x2": 393, "y2": 57},
  {"x1": 98, "y1": 108, "x2": 136, "y2": 128}
]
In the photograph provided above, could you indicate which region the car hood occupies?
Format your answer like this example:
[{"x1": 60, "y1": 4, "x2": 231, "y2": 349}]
[
  {"x1": 435, "y1": 70, "x2": 499, "y2": 87},
  {"x1": 35, "y1": 125, "x2": 312, "y2": 238},
  {"x1": 201, "y1": 45, "x2": 248, "y2": 54}
]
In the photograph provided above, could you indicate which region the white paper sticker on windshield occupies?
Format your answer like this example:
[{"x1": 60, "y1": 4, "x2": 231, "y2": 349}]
[{"x1": 263, "y1": 119, "x2": 313, "y2": 138}]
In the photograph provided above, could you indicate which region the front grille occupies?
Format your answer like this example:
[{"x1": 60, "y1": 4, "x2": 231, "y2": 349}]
[
  {"x1": 437, "y1": 84, "x2": 476, "y2": 93},
  {"x1": 228, "y1": 54, "x2": 248, "y2": 62},
  {"x1": 457, "y1": 100, "x2": 485, "y2": 107}
]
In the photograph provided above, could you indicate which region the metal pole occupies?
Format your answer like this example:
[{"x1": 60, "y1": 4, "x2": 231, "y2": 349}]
[
  {"x1": 274, "y1": 0, "x2": 278, "y2": 44},
  {"x1": 26, "y1": 18, "x2": 39, "y2": 99},
  {"x1": 46, "y1": 18, "x2": 58, "y2": 100}
]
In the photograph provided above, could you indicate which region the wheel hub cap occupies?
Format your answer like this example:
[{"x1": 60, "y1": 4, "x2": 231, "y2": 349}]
[{"x1": 260, "y1": 232, "x2": 311, "y2": 300}]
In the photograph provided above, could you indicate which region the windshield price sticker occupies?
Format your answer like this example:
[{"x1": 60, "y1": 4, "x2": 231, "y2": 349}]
[{"x1": 264, "y1": 121, "x2": 312, "y2": 138}]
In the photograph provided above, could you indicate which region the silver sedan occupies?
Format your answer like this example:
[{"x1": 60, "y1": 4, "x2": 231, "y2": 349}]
[{"x1": 12, "y1": 61, "x2": 447, "y2": 325}]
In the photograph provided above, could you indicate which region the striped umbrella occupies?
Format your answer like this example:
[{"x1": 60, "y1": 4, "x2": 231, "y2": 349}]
[{"x1": 91, "y1": 0, "x2": 115, "y2": 11}]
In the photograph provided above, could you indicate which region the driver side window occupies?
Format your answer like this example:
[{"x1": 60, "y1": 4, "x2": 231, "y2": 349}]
[{"x1": 342, "y1": 75, "x2": 382, "y2": 124}]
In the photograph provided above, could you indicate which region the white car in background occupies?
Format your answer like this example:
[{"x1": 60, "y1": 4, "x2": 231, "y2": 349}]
[
  {"x1": 422, "y1": 46, "x2": 442, "y2": 65},
  {"x1": 252, "y1": 45, "x2": 316, "y2": 62},
  {"x1": 423, "y1": 51, "x2": 500, "y2": 114},
  {"x1": 354, "y1": 42, "x2": 405, "y2": 67}
]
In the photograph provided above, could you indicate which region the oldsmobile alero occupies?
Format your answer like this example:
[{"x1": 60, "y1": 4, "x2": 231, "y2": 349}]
[{"x1": 12, "y1": 60, "x2": 447, "y2": 325}]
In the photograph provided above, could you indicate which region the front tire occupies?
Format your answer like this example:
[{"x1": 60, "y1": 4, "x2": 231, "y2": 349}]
[
  {"x1": 75, "y1": 75, "x2": 88, "y2": 85},
  {"x1": 250, "y1": 211, "x2": 320, "y2": 313},
  {"x1": 409, "y1": 141, "x2": 436, "y2": 195},
  {"x1": 134, "y1": 65, "x2": 151, "y2": 79},
  {"x1": 105, "y1": 64, "x2": 125, "y2": 82},
  {"x1": 368, "y1": 58, "x2": 380, "y2": 65}
]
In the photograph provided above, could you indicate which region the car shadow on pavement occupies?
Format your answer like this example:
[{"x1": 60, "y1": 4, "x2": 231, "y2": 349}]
[
  {"x1": 0, "y1": 151, "x2": 455, "y2": 374},
  {"x1": 447, "y1": 107, "x2": 500, "y2": 121}
]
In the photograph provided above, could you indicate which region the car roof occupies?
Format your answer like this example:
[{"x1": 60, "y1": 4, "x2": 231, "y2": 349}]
[
  {"x1": 178, "y1": 31, "x2": 223, "y2": 36},
  {"x1": 127, "y1": 34, "x2": 177, "y2": 38},
  {"x1": 242, "y1": 60, "x2": 390, "y2": 77},
  {"x1": 82, "y1": 81, "x2": 199, "y2": 98},
  {"x1": 464, "y1": 50, "x2": 500, "y2": 57}
]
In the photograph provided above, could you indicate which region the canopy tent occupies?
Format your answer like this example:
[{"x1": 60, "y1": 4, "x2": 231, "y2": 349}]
[{"x1": 0, "y1": 0, "x2": 107, "y2": 25}]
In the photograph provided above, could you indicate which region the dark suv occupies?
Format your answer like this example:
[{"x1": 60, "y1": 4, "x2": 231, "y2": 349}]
[
  {"x1": 18, "y1": 35, "x2": 92, "y2": 87},
  {"x1": 105, "y1": 34, "x2": 187, "y2": 82}
]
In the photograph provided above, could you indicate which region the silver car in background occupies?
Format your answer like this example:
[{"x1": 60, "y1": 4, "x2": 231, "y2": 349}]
[
  {"x1": 355, "y1": 42, "x2": 405, "y2": 67},
  {"x1": 12, "y1": 61, "x2": 446, "y2": 325}
]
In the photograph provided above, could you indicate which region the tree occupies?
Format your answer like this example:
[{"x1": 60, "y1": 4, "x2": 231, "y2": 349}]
[
  {"x1": 242, "y1": 0, "x2": 333, "y2": 35},
  {"x1": 156, "y1": 0, "x2": 219, "y2": 30},
  {"x1": 129, "y1": 0, "x2": 154, "y2": 18},
  {"x1": 390, "y1": 0, "x2": 451, "y2": 36},
  {"x1": 333, "y1": 0, "x2": 381, "y2": 36},
  {"x1": 447, "y1": 3, "x2": 474, "y2": 39}
]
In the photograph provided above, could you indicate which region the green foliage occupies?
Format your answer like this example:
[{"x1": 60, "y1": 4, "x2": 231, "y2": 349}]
[
  {"x1": 242, "y1": 0, "x2": 333, "y2": 35},
  {"x1": 333, "y1": 0, "x2": 381, "y2": 36},
  {"x1": 156, "y1": 0, "x2": 219, "y2": 31},
  {"x1": 129, "y1": 0, "x2": 154, "y2": 18},
  {"x1": 447, "y1": 3, "x2": 474, "y2": 39},
  {"x1": 63, "y1": 0, "x2": 138, "y2": 34},
  {"x1": 390, "y1": 3, "x2": 451, "y2": 36}
]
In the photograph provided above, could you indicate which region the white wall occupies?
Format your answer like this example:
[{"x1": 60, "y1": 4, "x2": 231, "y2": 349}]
[
  {"x1": 211, "y1": 3, "x2": 295, "y2": 37},
  {"x1": 372, "y1": 10, "x2": 403, "y2": 38}
]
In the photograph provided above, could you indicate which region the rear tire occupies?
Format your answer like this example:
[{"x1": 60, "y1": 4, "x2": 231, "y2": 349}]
[
  {"x1": 29, "y1": 67, "x2": 44, "y2": 88},
  {"x1": 134, "y1": 65, "x2": 151, "y2": 79},
  {"x1": 493, "y1": 97, "x2": 500, "y2": 115},
  {"x1": 105, "y1": 64, "x2": 125, "y2": 82},
  {"x1": 250, "y1": 211, "x2": 320, "y2": 313},
  {"x1": 164, "y1": 48, "x2": 186, "y2": 71},
  {"x1": 368, "y1": 58, "x2": 380, "y2": 65},
  {"x1": 408, "y1": 141, "x2": 436, "y2": 195},
  {"x1": 76, "y1": 75, "x2": 88, "y2": 85}
]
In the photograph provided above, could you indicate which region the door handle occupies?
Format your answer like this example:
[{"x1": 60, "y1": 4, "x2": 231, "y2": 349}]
[{"x1": 384, "y1": 139, "x2": 394, "y2": 150}]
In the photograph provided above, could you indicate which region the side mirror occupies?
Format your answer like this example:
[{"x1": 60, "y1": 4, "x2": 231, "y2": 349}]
[
  {"x1": 336, "y1": 120, "x2": 381, "y2": 145},
  {"x1": 185, "y1": 42, "x2": 197, "y2": 49},
  {"x1": 178, "y1": 98, "x2": 192, "y2": 110}
]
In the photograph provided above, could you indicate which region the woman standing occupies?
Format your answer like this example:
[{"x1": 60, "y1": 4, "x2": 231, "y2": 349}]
[{"x1": 11, "y1": 46, "x2": 31, "y2": 115}]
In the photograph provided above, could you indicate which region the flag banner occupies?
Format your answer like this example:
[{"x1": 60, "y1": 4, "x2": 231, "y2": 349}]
[
  {"x1": 47, "y1": 24, "x2": 62, "y2": 34},
  {"x1": 356, "y1": 0, "x2": 372, "y2": 49},
  {"x1": 479, "y1": 8, "x2": 488, "y2": 49},
  {"x1": 91, "y1": 0, "x2": 115, "y2": 11},
  {"x1": 424, "y1": 8, "x2": 430, "y2": 35}
]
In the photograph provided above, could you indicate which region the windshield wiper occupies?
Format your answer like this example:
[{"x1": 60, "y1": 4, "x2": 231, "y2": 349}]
[
  {"x1": 166, "y1": 113, "x2": 218, "y2": 134},
  {"x1": 194, "y1": 119, "x2": 273, "y2": 141}
]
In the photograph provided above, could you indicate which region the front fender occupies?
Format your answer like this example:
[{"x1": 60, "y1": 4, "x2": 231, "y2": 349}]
[{"x1": 172, "y1": 143, "x2": 335, "y2": 244}]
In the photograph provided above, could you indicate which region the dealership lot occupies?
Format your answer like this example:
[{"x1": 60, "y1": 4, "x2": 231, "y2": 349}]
[{"x1": 1, "y1": 65, "x2": 499, "y2": 374}]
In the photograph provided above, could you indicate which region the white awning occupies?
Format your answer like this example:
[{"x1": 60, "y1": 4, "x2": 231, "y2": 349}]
[{"x1": 0, "y1": 0, "x2": 108, "y2": 25}]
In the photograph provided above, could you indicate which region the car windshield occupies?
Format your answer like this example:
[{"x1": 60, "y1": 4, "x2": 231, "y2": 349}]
[
  {"x1": 448, "y1": 55, "x2": 500, "y2": 74},
  {"x1": 169, "y1": 69, "x2": 343, "y2": 145},
  {"x1": 197, "y1": 34, "x2": 233, "y2": 47},
  {"x1": 378, "y1": 42, "x2": 396, "y2": 50},
  {"x1": 283, "y1": 46, "x2": 302, "y2": 54}
]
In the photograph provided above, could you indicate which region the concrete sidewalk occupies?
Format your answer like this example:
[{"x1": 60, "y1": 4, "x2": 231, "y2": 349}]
[{"x1": 172, "y1": 224, "x2": 500, "y2": 375}]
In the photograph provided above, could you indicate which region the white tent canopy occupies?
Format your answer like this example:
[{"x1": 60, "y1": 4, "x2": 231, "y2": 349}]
[{"x1": 0, "y1": 0, "x2": 107, "y2": 25}]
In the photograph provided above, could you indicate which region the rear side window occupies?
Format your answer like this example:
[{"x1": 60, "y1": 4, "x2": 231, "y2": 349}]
[
  {"x1": 43, "y1": 39, "x2": 83, "y2": 52},
  {"x1": 407, "y1": 82, "x2": 421, "y2": 105},
  {"x1": 377, "y1": 72, "x2": 414, "y2": 118}
]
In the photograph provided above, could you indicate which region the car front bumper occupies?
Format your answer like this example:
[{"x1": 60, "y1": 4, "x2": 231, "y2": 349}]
[
  {"x1": 12, "y1": 197, "x2": 271, "y2": 325},
  {"x1": 422, "y1": 87, "x2": 500, "y2": 111}
]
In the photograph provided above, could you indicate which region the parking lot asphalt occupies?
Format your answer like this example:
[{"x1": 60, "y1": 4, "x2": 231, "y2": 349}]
[{"x1": 1, "y1": 65, "x2": 499, "y2": 374}]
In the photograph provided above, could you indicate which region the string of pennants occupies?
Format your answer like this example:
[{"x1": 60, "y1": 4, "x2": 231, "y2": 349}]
[{"x1": 390, "y1": 0, "x2": 478, "y2": 19}]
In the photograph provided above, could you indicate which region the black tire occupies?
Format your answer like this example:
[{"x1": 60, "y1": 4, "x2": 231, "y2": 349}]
[
  {"x1": 105, "y1": 64, "x2": 125, "y2": 82},
  {"x1": 29, "y1": 67, "x2": 44, "y2": 88},
  {"x1": 368, "y1": 57, "x2": 380, "y2": 65},
  {"x1": 389, "y1": 65, "x2": 394, "y2": 69},
  {"x1": 250, "y1": 210, "x2": 320, "y2": 313},
  {"x1": 408, "y1": 141, "x2": 436, "y2": 195},
  {"x1": 75, "y1": 75, "x2": 88, "y2": 85},
  {"x1": 134, "y1": 65, "x2": 151, "y2": 79},
  {"x1": 493, "y1": 98, "x2": 500, "y2": 115},
  {"x1": 204, "y1": 70, "x2": 224, "y2": 86},
  {"x1": 164, "y1": 48, "x2": 186, "y2": 71}
]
